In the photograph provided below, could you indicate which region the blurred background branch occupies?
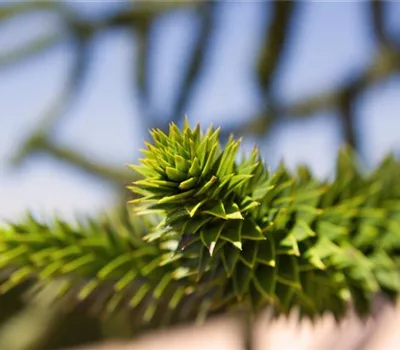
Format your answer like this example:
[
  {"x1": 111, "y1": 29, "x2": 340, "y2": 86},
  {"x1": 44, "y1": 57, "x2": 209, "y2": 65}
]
[
  {"x1": 170, "y1": 1, "x2": 216, "y2": 125},
  {"x1": 4, "y1": 0, "x2": 398, "y2": 180}
]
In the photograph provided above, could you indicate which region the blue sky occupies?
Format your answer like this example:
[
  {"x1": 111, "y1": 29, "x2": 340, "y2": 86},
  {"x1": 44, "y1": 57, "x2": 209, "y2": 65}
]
[{"x1": 0, "y1": 1, "x2": 399, "y2": 223}]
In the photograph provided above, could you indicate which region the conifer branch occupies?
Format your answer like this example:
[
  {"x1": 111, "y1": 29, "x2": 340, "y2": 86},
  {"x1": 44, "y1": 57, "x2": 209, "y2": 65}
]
[
  {"x1": 0, "y1": 213, "x2": 216, "y2": 327},
  {"x1": 130, "y1": 120, "x2": 400, "y2": 320},
  {"x1": 1, "y1": 120, "x2": 399, "y2": 328}
]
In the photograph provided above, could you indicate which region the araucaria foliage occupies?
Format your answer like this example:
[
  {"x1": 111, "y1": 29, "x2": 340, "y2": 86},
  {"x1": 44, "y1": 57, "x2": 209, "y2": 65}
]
[{"x1": 1, "y1": 120, "x2": 400, "y2": 325}]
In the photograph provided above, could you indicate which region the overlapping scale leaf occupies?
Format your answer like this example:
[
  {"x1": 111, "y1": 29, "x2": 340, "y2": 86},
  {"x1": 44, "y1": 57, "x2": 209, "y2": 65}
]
[
  {"x1": 1, "y1": 120, "x2": 399, "y2": 326},
  {"x1": 129, "y1": 121, "x2": 400, "y2": 319},
  {"x1": 0, "y1": 212, "x2": 216, "y2": 328}
]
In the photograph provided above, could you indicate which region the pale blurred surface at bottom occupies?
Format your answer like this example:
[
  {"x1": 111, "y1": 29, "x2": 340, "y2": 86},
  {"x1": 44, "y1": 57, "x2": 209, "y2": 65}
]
[{"x1": 67, "y1": 299, "x2": 400, "y2": 350}]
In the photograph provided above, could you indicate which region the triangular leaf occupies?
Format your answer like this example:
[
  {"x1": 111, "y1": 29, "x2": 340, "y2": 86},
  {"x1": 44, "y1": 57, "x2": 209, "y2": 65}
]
[
  {"x1": 241, "y1": 219, "x2": 265, "y2": 240},
  {"x1": 253, "y1": 265, "x2": 276, "y2": 298},
  {"x1": 203, "y1": 200, "x2": 226, "y2": 219},
  {"x1": 220, "y1": 223, "x2": 242, "y2": 250},
  {"x1": 276, "y1": 255, "x2": 301, "y2": 289},
  {"x1": 225, "y1": 202, "x2": 243, "y2": 220},
  {"x1": 200, "y1": 223, "x2": 225, "y2": 255},
  {"x1": 221, "y1": 246, "x2": 240, "y2": 277},
  {"x1": 256, "y1": 238, "x2": 276, "y2": 266},
  {"x1": 232, "y1": 262, "x2": 252, "y2": 300}
]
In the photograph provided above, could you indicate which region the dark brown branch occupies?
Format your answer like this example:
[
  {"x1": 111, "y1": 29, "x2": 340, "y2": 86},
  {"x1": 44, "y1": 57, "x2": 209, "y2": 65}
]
[
  {"x1": 256, "y1": 1, "x2": 296, "y2": 90},
  {"x1": 171, "y1": 2, "x2": 217, "y2": 124},
  {"x1": 227, "y1": 47, "x2": 400, "y2": 139},
  {"x1": 134, "y1": 25, "x2": 151, "y2": 104},
  {"x1": 338, "y1": 87, "x2": 358, "y2": 149},
  {"x1": 106, "y1": 2, "x2": 198, "y2": 29},
  {"x1": 239, "y1": 1, "x2": 296, "y2": 142},
  {"x1": 11, "y1": 137, "x2": 132, "y2": 185},
  {"x1": 371, "y1": 1, "x2": 385, "y2": 42},
  {"x1": 0, "y1": 2, "x2": 63, "y2": 21},
  {"x1": 370, "y1": 0, "x2": 400, "y2": 53},
  {"x1": 0, "y1": 33, "x2": 64, "y2": 69},
  {"x1": 8, "y1": 37, "x2": 93, "y2": 161},
  {"x1": 40, "y1": 143, "x2": 132, "y2": 185}
]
